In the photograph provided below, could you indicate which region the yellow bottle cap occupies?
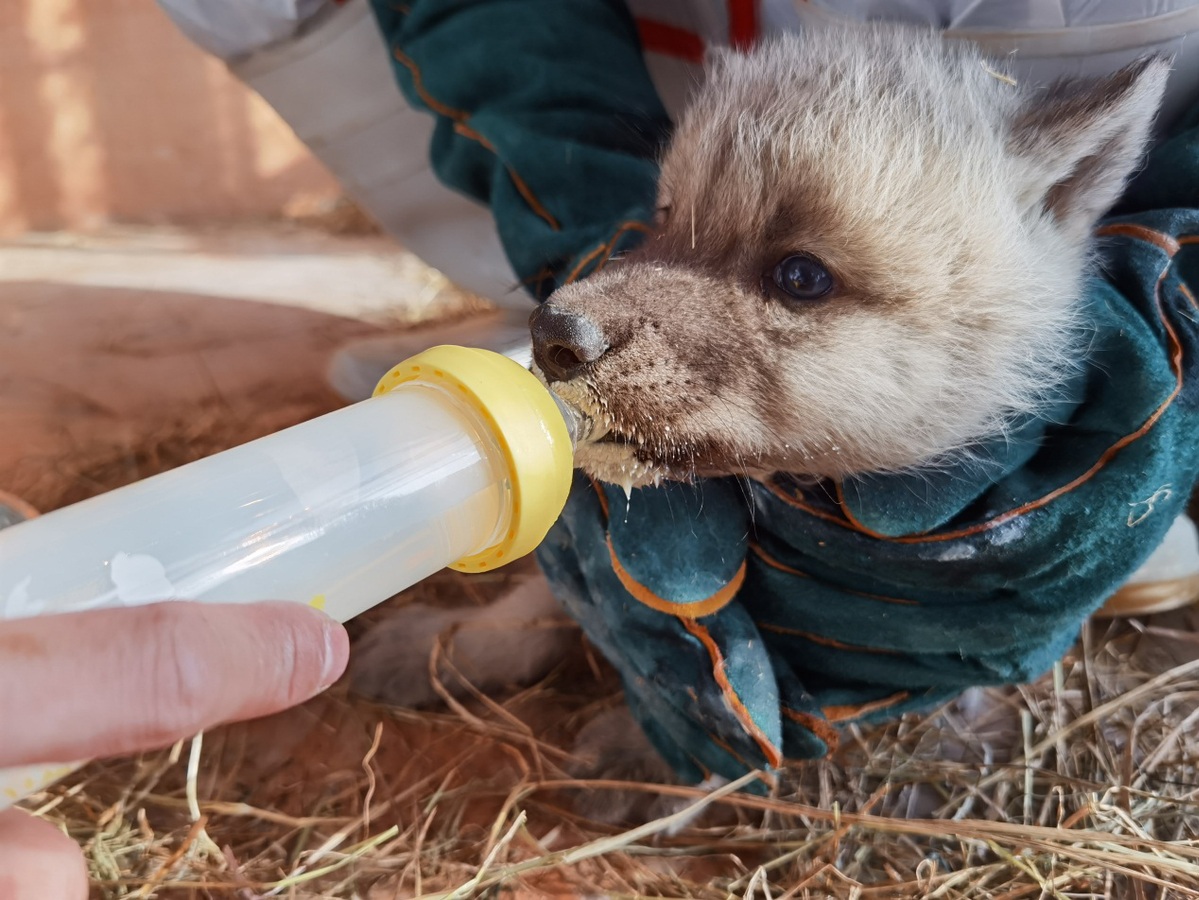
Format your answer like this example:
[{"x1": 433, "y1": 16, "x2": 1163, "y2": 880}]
[{"x1": 373, "y1": 346, "x2": 573, "y2": 572}]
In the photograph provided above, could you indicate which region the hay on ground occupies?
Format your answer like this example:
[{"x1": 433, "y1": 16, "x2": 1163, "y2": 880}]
[{"x1": 27, "y1": 571, "x2": 1199, "y2": 900}]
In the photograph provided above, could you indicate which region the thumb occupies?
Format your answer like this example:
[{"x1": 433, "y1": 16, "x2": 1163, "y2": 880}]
[
  {"x1": 0, "y1": 601, "x2": 350, "y2": 768},
  {"x1": 0, "y1": 808, "x2": 88, "y2": 900}
]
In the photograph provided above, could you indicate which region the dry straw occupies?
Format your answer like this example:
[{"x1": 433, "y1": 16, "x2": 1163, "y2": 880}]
[{"x1": 24, "y1": 567, "x2": 1199, "y2": 900}]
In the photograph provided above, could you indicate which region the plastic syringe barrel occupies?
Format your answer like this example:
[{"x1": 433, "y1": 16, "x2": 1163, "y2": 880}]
[{"x1": 0, "y1": 346, "x2": 576, "y2": 810}]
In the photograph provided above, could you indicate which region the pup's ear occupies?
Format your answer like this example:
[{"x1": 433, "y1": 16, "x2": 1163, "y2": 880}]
[{"x1": 1009, "y1": 57, "x2": 1170, "y2": 235}]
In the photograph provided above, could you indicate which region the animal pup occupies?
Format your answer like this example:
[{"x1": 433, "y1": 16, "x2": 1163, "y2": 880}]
[
  {"x1": 355, "y1": 22, "x2": 1199, "y2": 800},
  {"x1": 538, "y1": 25, "x2": 1161, "y2": 487}
]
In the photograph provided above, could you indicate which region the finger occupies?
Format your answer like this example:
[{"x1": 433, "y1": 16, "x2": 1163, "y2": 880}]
[
  {"x1": 0, "y1": 601, "x2": 348, "y2": 767},
  {"x1": 0, "y1": 808, "x2": 88, "y2": 900}
]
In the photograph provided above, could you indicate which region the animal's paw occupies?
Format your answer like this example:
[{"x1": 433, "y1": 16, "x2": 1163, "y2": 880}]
[
  {"x1": 566, "y1": 706, "x2": 701, "y2": 827},
  {"x1": 349, "y1": 575, "x2": 576, "y2": 709},
  {"x1": 349, "y1": 603, "x2": 466, "y2": 708}
]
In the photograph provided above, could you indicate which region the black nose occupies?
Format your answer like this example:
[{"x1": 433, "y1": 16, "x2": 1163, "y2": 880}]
[{"x1": 529, "y1": 305, "x2": 609, "y2": 382}]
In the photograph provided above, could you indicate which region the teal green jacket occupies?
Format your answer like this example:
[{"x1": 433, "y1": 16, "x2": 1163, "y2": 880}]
[{"x1": 370, "y1": 0, "x2": 1199, "y2": 784}]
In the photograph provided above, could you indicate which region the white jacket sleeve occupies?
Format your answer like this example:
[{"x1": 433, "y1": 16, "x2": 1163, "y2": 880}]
[{"x1": 155, "y1": 0, "x2": 330, "y2": 60}]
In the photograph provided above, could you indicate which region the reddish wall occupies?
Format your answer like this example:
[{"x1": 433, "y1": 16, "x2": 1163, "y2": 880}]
[{"x1": 0, "y1": 0, "x2": 339, "y2": 235}]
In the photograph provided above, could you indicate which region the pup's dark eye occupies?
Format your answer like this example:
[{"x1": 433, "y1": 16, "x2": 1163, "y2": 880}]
[
  {"x1": 653, "y1": 205, "x2": 671, "y2": 228},
  {"x1": 771, "y1": 254, "x2": 834, "y2": 301}
]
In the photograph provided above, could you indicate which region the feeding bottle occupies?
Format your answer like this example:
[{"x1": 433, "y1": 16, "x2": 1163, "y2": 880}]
[{"x1": 0, "y1": 346, "x2": 581, "y2": 809}]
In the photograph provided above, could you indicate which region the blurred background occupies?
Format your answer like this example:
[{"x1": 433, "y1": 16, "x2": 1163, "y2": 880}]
[
  {"x1": 0, "y1": 0, "x2": 484, "y2": 517},
  {"x1": 0, "y1": 0, "x2": 340, "y2": 233}
]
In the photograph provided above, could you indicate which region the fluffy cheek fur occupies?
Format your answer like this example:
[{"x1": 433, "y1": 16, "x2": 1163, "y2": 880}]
[{"x1": 768, "y1": 308, "x2": 1054, "y2": 476}]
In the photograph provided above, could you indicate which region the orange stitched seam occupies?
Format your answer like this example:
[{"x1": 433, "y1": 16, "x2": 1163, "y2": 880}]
[
  {"x1": 678, "y1": 617, "x2": 784, "y2": 768},
  {"x1": 749, "y1": 541, "x2": 812, "y2": 578},
  {"x1": 565, "y1": 220, "x2": 651, "y2": 285},
  {"x1": 1097, "y1": 222, "x2": 1180, "y2": 256},
  {"x1": 392, "y1": 47, "x2": 560, "y2": 231},
  {"x1": 822, "y1": 690, "x2": 911, "y2": 723},
  {"x1": 1172, "y1": 234, "x2": 1199, "y2": 311},
  {"x1": 590, "y1": 477, "x2": 610, "y2": 521},
  {"x1": 608, "y1": 536, "x2": 744, "y2": 618},
  {"x1": 749, "y1": 542, "x2": 919, "y2": 606},
  {"x1": 834, "y1": 479, "x2": 910, "y2": 540},
  {"x1": 757, "y1": 621, "x2": 901, "y2": 655},
  {"x1": 780, "y1": 706, "x2": 840, "y2": 754},
  {"x1": 763, "y1": 478, "x2": 857, "y2": 529},
  {"x1": 392, "y1": 46, "x2": 465, "y2": 120},
  {"x1": 565, "y1": 242, "x2": 611, "y2": 286},
  {"x1": 593, "y1": 484, "x2": 748, "y2": 777},
  {"x1": 596, "y1": 478, "x2": 743, "y2": 618},
  {"x1": 523, "y1": 265, "x2": 555, "y2": 287},
  {"x1": 767, "y1": 255, "x2": 1185, "y2": 544},
  {"x1": 453, "y1": 120, "x2": 497, "y2": 151},
  {"x1": 595, "y1": 221, "x2": 651, "y2": 273},
  {"x1": 453, "y1": 121, "x2": 561, "y2": 230}
]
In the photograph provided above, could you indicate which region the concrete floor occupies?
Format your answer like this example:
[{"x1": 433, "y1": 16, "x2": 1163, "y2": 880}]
[{"x1": 0, "y1": 224, "x2": 484, "y2": 513}]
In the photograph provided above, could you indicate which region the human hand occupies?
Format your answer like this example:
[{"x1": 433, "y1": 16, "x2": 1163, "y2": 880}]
[{"x1": 0, "y1": 601, "x2": 349, "y2": 899}]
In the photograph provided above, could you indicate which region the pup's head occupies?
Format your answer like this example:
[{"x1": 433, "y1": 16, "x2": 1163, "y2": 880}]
[{"x1": 532, "y1": 24, "x2": 1169, "y2": 488}]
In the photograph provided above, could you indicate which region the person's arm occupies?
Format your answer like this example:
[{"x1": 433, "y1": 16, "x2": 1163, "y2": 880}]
[{"x1": 369, "y1": 0, "x2": 672, "y2": 298}]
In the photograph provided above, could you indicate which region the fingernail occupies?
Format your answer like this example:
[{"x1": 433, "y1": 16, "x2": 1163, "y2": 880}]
[{"x1": 315, "y1": 615, "x2": 349, "y2": 691}]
